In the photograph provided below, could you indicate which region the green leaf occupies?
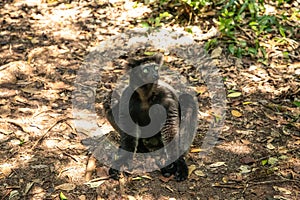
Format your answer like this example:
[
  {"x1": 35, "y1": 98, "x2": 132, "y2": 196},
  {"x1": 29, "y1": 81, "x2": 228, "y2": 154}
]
[
  {"x1": 283, "y1": 52, "x2": 289, "y2": 58},
  {"x1": 239, "y1": 40, "x2": 247, "y2": 47},
  {"x1": 249, "y1": 21, "x2": 259, "y2": 26},
  {"x1": 140, "y1": 22, "x2": 149, "y2": 28},
  {"x1": 261, "y1": 159, "x2": 268, "y2": 166},
  {"x1": 228, "y1": 44, "x2": 235, "y2": 54},
  {"x1": 60, "y1": 192, "x2": 68, "y2": 200},
  {"x1": 185, "y1": 27, "x2": 193, "y2": 33},
  {"x1": 236, "y1": 47, "x2": 243, "y2": 58},
  {"x1": 293, "y1": 101, "x2": 300, "y2": 107},
  {"x1": 248, "y1": 3, "x2": 256, "y2": 14},
  {"x1": 279, "y1": 26, "x2": 286, "y2": 37},
  {"x1": 19, "y1": 139, "x2": 25, "y2": 146},
  {"x1": 227, "y1": 89, "x2": 236, "y2": 93},
  {"x1": 227, "y1": 92, "x2": 242, "y2": 98},
  {"x1": 159, "y1": 11, "x2": 171, "y2": 18},
  {"x1": 248, "y1": 47, "x2": 257, "y2": 55},
  {"x1": 228, "y1": 11, "x2": 235, "y2": 17},
  {"x1": 268, "y1": 157, "x2": 278, "y2": 165},
  {"x1": 144, "y1": 51, "x2": 155, "y2": 56}
]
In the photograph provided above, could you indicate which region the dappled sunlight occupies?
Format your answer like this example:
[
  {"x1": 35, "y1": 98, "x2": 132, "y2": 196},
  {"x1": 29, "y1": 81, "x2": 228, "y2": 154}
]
[
  {"x1": 216, "y1": 140, "x2": 253, "y2": 154},
  {"x1": 0, "y1": 0, "x2": 299, "y2": 199}
]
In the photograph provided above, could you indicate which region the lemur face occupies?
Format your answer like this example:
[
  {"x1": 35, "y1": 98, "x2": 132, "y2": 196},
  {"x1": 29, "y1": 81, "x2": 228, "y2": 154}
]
[
  {"x1": 128, "y1": 54, "x2": 163, "y2": 87},
  {"x1": 136, "y1": 62, "x2": 160, "y2": 84}
]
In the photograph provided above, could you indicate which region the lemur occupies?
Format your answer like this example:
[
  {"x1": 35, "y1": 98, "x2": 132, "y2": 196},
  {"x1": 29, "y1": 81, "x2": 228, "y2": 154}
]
[{"x1": 104, "y1": 54, "x2": 197, "y2": 181}]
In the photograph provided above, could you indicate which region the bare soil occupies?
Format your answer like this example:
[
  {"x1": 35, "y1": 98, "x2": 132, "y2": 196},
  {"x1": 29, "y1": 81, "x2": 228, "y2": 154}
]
[{"x1": 0, "y1": 0, "x2": 299, "y2": 200}]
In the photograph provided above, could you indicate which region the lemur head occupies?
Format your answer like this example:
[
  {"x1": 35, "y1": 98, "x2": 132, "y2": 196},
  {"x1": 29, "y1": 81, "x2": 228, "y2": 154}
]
[{"x1": 128, "y1": 54, "x2": 163, "y2": 88}]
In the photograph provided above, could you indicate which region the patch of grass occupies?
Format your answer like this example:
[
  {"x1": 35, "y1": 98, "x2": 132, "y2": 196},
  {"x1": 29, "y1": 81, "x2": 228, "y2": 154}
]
[{"x1": 139, "y1": 0, "x2": 298, "y2": 60}]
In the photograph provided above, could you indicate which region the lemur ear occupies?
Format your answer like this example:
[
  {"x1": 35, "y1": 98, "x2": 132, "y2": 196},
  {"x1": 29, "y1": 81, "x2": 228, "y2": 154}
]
[
  {"x1": 126, "y1": 58, "x2": 138, "y2": 69},
  {"x1": 154, "y1": 53, "x2": 163, "y2": 66}
]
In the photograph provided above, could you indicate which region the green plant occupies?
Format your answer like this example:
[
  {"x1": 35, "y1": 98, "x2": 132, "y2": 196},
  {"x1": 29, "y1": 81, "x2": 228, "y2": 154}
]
[
  {"x1": 182, "y1": 0, "x2": 211, "y2": 10},
  {"x1": 140, "y1": 0, "x2": 298, "y2": 60},
  {"x1": 143, "y1": 11, "x2": 172, "y2": 27}
]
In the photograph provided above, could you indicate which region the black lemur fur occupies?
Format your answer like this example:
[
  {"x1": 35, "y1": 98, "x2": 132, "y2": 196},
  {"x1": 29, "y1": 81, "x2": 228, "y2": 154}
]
[{"x1": 104, "y1": 54, "x2": 197, "y2": 181}]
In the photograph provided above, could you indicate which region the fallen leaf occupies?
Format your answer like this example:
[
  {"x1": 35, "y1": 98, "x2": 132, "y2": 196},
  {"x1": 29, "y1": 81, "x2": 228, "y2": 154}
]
[
  {"x1": 231, "y1": 110, "x2": 242, "y2": 117},
  {"x1": 24, "y1": 182, "x2": 34, "y2": 195},
  {"x1": 194, "y1": 170, "x2": 205, "y2": 177},
  {"x1": 240, "y1": 156, "x2": 255, "y2": 164},
  {"x1": 60, "y1": 192, "x2": 68, "y2": 200},
  {"x1": 273, "y1": 186, "x2": 292, "y2": 195},
  {"x1": 141, "y1": 175, "x2": 152, "y2": 180},
  {"x1": 227, "y1": 173, "x2": 243, "y2": 182},
  {"x1": 239, "y1": 165, "x2": 251, "y2": 174},
  {"x1": 266, "y1": 143, "x2": 275, "y2": 150},
  {"x1": 159, "y1": 175, "x2": 173, "y2": 183},
  {"x1": 127, "y1": 195, "x2": 136, "y2": 200},
  {"x1": 261, "y1": 159, "x2": 268, "y2": 166},
  {"x1": 164, "y1": 185, "x2": 174, "y2": 192},
  {"x1": 227, "y1": 92, "x2": 242, "y2": 98},
  {"x1": 78, "y1": 195, "x2": 86, "y2": 200},
  {"x1": 194, "y1": 86, "x2": 207, "y2": 95},
  {"x1": 222, "y1": 176, "x2": 228, "y2": 183},
  {"x1": 21, "y1": 88, "x2": 41, "y2": 94},
  {"x1": 55, "y1": 183, "x2": 76, "y2": 191},
  {"x1": 188, "y1": 164, "x2": 197, "y2": 178},
  {"x1": 0, "y1": 164, "x2": 12, "y2": 177},
  {"x1": 144, "y1": 51, "x2": 155, "y2": 55},
  {"x1": 190, "y1": 148, "x2": 202, "y2": 153},
  {"x1": 84, "y1": 180, "x2": 105, "y2": 188},
  {"x1": 209, "y1": 162, "x2": 226, "y2": 168},
  {"x1": 9, "y1": 190, "x2": 20, "y2": 199},
  {"x1": 268, "y1": 157, "x2": 278, "y2": 165},
  {"x1": 132, "y1": 177, "x2": 143, "y2": 181},
  {"x1": 211, "y1": 47, "x2": 222, "y2": 58}
]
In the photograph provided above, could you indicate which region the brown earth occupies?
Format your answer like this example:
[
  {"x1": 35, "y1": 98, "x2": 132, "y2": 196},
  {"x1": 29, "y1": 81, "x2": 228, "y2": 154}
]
[{"x1": 0, "y1": 0, "x2": 299, "y2": 200}]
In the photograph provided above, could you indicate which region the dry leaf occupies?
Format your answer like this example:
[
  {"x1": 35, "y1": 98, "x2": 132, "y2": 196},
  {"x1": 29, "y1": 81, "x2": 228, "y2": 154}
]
[
  {"x1": 227, "y1": 92, "x2": 242, "y2": 98},
  {"x1": 84, "y1": 180, "x2": 105, "y2": 188},
  {"x1": 159, "y1": 175, "x2": 173, "y2": 183},
  {"x1": 55, "y1": 183, "x2": 76, "y2": 191},
  {"x1": 194, "y1": 170, "x2": 205, "y2": 177},
  {"x1": 273, "y1": 186, "x2": 292, "y2": 195},
  {"x1": 240, "y1": 156, "x2": 255, "y2": 164},
  {"x1": 188, "y1": 164, "x2": 197, "y2": 178},
  {"x1": 194, "y1": 86, "x2": 207, "y2": 95},
  {"x1": 127, "y1": 195, "x2": 136, "y2": 200},
  {"x1": 78, "y1": 195, "x2": 86, "y2": 200},
  {"x1": 211, "y1": 47, "x2": 222, "y2": 58},
  {"x1": 141, "y1": 175, "x2": 152, "y2": 180},
  {"x1": 268, "y1": 157, "x2": 278, "y2": 165},
  {"x1": 239, "y1": 165, "x2": 251, "y2": 174},
  {"x1": 266, "y1": 143, "x2": 275, "y2": 150},
  {"x1": 190, "y1": 148, "x2": 202, "y2": 153},
  {"x1": 209, "y1": 162, "x2": 226, "y2": 168},
  {"x1": 231, "y1": 110, "x2": 242, "y2": 117}
]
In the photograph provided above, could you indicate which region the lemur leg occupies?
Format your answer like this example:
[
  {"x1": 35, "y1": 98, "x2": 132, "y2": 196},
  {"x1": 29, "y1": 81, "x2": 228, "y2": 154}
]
[
  {"x1": 158, "y1": 99, "x2": 189, "y2": 181},
  {"x1": 109, "y1": 133, "x2": 138, "y2": 180},
  {"x1": 107, "y1": 88, "x2": 139, "y2": 180}
]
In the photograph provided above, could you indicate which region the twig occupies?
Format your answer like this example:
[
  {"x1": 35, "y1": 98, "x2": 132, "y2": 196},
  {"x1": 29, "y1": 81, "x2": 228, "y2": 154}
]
[
  {"x1": 0, "y1": 119, "x2": 30, "y2": 134},
  {"x1": 31, "y1": 117, "x2": 72, "y2": 150},
  {"x1": 249, "y1": 178, "x2": 300, "y2": 185},
  {"x1": 213, "y1": 178, "x2": 300, "y2": 191},
  {"x1": 86, "y1": 176, "x2": 111, "y2": 183},
  {"x1": 55, "y1": 145, "x2": 78, "y2": 162},
  {"x1": 212, "y1": 183, "x2": 244, "y2": 189}
]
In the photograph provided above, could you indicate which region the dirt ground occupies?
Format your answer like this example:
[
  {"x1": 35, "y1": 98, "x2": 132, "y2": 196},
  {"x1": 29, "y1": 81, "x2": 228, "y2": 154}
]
[{"x1": 0, "y1": 0, "x2": 299, "y2": 199}]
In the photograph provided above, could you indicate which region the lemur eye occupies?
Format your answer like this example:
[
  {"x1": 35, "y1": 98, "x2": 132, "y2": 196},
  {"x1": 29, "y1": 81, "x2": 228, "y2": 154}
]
[
  {"x1": 143, "y1": 68, "x2": 149, "y2": 73},
  {"x1": 154, "y1": 65, "x2": 159, "y2": 70}
]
